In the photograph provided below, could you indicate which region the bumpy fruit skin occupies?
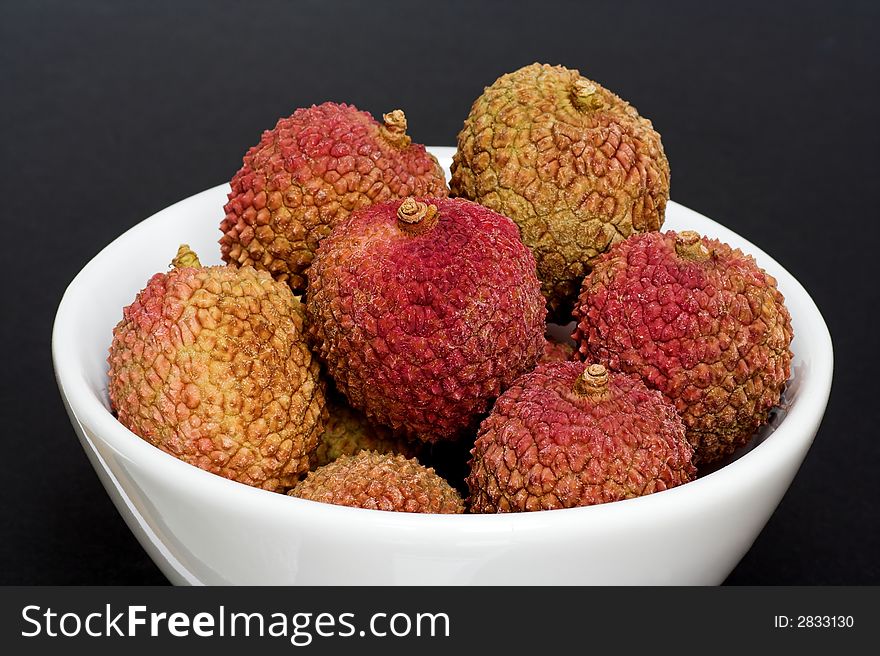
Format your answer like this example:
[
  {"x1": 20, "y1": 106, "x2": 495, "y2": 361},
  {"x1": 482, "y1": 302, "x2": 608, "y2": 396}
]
[
  {"x1": 467, "y1": 362, "x2": 694, "y2": 512},
  {"x1": 108, "y1": 256, "x2": 326, "y2": 491},
  {"x1": 291, "y1": 451, "x2": 464, "y2": 513},
  {"x1": 450, "y1": 63, "x2": 670, "y2": 320},
  {"x1": 307, "y1": 197, "x2": 547, "y2": 443},
  {"x1": 221, "y1": 102, "x2": 448, "y2": 293},
  {"x1": 311, "y1": 395, "x2": 421, "y2": 469},
  {"x1": 539, "y1": 334, "x2": 575, "y2": 364},
  {"x1": 572, "y1": 230, "x2": 793, "y2": 464}
]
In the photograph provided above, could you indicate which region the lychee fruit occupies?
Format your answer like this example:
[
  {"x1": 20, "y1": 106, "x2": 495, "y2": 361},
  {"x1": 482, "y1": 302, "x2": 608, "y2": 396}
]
[
  {"x1": 290, "y1": 451, "x2": 465, "y2": 513},
  {"x1": 108, "y1": 245, "x2": 326, "y2": 491},
  {"x1": 539, "y1": 332, "x2": 576, "y2": 365},
  {"x1": 573, "y1": 230, "x2": 793, "y2": 464},
  {"x1": 450, "y1": 63, "x2": 670, "y2": 320},
  {"x1": 311, "y1": 395, "x2": 422, "y2": 470},
  {"x1": 306, "y1": 196, "x2": 547, "y2": 443},
  {"x1": 220, "y1": 102, "x2": 448, "y2": 293},
  {"x1": 467, "y1": 362, "x2": 695, "y2": 512}
]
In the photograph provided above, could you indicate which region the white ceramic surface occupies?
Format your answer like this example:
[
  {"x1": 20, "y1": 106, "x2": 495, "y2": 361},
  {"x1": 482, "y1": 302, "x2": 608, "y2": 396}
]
[{"x1": 53, "y1": 147, "x2": 833, "y2": 585}]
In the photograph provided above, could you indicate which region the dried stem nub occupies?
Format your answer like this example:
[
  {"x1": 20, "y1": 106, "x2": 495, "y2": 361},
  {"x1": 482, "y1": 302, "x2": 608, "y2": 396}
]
[
  {"x1": 171, "y1": 244, "x2": 201, "y2": 269},
  {"x1": 573, "y1": 363, "x2": 610, "y2": 398},
  {"x1": 572, "y1": 78, "x2": 605, "y2": 111},
  {"x1": 674, "y1": 231, "x2": 711, "y2": 261},
  {"x1": 380, "y1": 109, "x2": 411, "y2": 148},
  {"x1": 397, "y1": 198, "x2": 439, "y2": 235}
]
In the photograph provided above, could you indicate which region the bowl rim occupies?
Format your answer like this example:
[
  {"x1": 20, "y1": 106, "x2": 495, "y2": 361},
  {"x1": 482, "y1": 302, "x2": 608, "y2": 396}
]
[{"x1": 52, "y1": 151, "x2": 834, "y2": 530}]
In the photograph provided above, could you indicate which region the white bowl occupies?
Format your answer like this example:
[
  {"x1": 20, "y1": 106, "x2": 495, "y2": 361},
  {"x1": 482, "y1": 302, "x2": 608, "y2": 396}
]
[{"x1": 53, "y1": 147, "x2": 832, "y2": 585}]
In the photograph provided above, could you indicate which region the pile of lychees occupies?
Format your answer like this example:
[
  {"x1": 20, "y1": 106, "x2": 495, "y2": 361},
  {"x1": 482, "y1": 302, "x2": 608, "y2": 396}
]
[{"x1": 108, "y1": 63, "x2": 793, "y2": 514}]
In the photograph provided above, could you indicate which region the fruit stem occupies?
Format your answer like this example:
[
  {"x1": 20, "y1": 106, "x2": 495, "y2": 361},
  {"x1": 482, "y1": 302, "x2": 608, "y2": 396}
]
[
  {"x1": 380, "y1": 109, "x2": 412, "y2": 149},
  {"x1": 674, "y1": 231, "x2": 711, "y2": 262},
  {"x1": 171, "y1": 244, "x2": 201, "y2": 268},
  {"x1": 571, "y1": 78, "x2": 605, "y2": 111},
  {"x1": 397, "y1": 198, "x2": 439, "y2": 235},
  {"x1": 573, "y1": 364, "x2": 610, "y2": 398}
]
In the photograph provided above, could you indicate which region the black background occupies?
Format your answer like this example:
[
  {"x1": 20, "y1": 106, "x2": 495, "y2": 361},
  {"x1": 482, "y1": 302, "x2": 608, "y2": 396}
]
[{"x1": 1, "y1": 0, "x2": 877, "y2": 584}]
